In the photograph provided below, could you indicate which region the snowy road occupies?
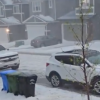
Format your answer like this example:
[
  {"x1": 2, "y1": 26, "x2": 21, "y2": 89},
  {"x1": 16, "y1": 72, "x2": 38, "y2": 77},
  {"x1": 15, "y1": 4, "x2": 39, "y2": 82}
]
[
  {"x1": 0, "y1": 54, "x2": 100, "y2": 100},
  {"x1": 19, "y1": 54, "x2": 49, "y2": 78}
]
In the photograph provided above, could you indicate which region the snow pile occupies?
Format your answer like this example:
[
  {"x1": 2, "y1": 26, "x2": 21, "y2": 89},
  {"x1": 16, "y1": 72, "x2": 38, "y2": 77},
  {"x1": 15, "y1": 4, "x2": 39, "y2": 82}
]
[
  {"x1": 0, "y1": 79, "x2": 99, "y2": 100},
  {"x1": 19, "y1": 54, "x2": 49, "y2": 78},
  {"x1": 39, "y1": 14, "x2": 54, "y2": 22}
]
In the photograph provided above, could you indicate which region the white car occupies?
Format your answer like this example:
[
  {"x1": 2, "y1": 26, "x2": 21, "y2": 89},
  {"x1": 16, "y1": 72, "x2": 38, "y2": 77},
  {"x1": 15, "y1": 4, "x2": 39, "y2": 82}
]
[
  {"x1": 46, "y1": 49, "x2": 100, "y2": 94},
  {"x1": 0, "y1": 45, "x2": 20, "y2": 70}
]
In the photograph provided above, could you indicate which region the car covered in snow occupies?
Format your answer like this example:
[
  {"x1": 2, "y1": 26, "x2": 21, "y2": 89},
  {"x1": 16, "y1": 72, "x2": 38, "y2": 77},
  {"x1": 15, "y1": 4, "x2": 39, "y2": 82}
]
[
  {"x1": 46, "y1": 49, "x2": 100, "y2": 94},
  {"x1": 0, "y1": 45, "x2": 20, "y2": 70},
  {"x1": 31, "y1": 35, "x2": 61, "y2": 48}
]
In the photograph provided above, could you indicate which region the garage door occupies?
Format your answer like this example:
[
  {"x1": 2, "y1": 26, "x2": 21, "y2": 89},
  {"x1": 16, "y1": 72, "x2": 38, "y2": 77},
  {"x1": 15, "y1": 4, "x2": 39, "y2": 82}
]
[
  {"x1": 26, "y1": 25, "x2": 46, "y2": 39},
  {"x1": 0, "y1": 28, "x2": 9, "y2": 43},
  {"x1": 62, "y1": 24, "x2": 87, "y2": 42}
]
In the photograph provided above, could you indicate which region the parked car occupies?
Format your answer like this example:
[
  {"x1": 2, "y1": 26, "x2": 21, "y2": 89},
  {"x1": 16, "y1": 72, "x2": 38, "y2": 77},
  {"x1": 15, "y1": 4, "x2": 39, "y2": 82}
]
[
  {"x1": 31, "y1": 36, "x2": 61, "y2": 48},
  {"x1": 46, "y1": 49, "x2": 100, "y2": 94},
  {"x1": 0, "y1": 45, "x2": 20, "y2": 70}
]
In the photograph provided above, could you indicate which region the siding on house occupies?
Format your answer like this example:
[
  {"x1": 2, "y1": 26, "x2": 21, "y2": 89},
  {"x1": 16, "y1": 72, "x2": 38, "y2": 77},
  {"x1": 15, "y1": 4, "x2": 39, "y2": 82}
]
[
  {"x1": 29, "y1": 0, "x2": 49, "y2": 16},
  {"x1": 13, "y1": 4, "x2": 30, "y2": 22},
  {"x1": 5, "y1": 5, "x2": 13, "y2": 17}
]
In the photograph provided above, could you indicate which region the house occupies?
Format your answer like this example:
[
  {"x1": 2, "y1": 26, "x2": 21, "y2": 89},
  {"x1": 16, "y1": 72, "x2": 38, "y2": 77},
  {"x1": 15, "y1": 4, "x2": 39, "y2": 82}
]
[
  {"x1": 0, "y1": 0, "x2": 28, "y2": 43},
  {"x1": 59, "y1": 0, "x2": 100, "y2": 43},
  {"x1": 12, "y1": 0, "x2": 30, "y2": 23},
  {"x1": 23, "y1": 0, "x2": 77, "y2": 41}
]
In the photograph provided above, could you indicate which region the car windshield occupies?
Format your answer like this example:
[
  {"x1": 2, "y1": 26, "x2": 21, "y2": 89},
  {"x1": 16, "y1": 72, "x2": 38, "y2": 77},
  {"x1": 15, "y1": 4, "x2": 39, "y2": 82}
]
[
  {"x1": 87, "y1": 52, "x2": 100, "y2": 64},
  {"x1": 0, "y1": 45, "x2": 6, "y2": 51}
]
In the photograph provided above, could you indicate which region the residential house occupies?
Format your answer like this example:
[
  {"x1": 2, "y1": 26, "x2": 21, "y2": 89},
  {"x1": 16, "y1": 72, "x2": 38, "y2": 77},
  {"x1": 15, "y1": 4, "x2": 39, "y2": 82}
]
[
  {"x1": 0, "y1": 0, "x2": 29, "y2": 43},
  {"x1": 59, "y1": 0, "x2": 100, "y2": 43},
  {"x1": 23, "y1": 0, "x2": 77, "y2": 41}
]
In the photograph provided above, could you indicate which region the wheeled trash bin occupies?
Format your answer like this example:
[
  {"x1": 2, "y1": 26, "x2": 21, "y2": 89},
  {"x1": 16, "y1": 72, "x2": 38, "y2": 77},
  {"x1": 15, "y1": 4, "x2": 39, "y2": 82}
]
[
  {"x1": 18, "y1": 72, "x2": 38, "y2": 97},
  {"x1": 0, "y1": 70, "x2": 16, "y2": 92},
  {"x1": 7, "y1": 71, "x2": 22, "y2": 95}
]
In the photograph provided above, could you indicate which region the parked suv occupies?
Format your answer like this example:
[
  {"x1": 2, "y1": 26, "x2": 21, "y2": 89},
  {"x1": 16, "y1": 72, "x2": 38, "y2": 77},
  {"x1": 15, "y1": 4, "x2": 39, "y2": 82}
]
[
  {"x1": 31, "y1": 35, "x2": 61, "y2": 48},
  {"x1": 46, "y1": 49, "x2": 100, "y2": 94},
  {"x1": 0, "y1": 45, "x2": 20, "y2": 70}
]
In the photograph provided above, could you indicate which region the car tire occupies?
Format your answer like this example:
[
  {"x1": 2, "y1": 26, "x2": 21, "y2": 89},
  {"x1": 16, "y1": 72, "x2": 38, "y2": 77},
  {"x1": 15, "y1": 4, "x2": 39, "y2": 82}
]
[
  {"x1": 50, "y1": 73, "x2": 62, "y2": 87},
  {"x1": 12, "y1": 65, "x2": 19, "y2": 70},
  {"x1": 92, "y1": 78, "x2": 100, "y2": 95}
]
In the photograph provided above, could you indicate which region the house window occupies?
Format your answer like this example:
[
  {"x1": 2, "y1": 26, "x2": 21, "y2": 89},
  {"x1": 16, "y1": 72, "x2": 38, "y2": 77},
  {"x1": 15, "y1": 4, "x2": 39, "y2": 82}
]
[
  {"x1": 32, "y1": 1, "x2": 41, "y2": 12},
  {"x1": 0, "y1": 6, "x2": 4, "y2": 16},
  {"x1": 13, "y1": 5, "x2": 20, "y2": 13},
  {"x1": 79, "y1": 0, "x2": 90, "y2": 8},
  {"x1": 49, "y1": 0, "x2": 53, "y2": 8}
]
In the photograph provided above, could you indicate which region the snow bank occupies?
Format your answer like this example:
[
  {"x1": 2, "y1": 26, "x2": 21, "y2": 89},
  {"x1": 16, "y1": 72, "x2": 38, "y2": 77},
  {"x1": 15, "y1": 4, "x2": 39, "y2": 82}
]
[{"x1": 0, "y1": 79, "x2": 99, "y2": 100}]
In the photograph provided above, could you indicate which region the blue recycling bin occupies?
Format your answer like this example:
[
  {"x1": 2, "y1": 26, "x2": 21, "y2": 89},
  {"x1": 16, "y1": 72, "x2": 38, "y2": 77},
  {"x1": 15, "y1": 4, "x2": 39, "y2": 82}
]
[{"x1": 0, "y1": 70, "x2": 16, "y2": 92}]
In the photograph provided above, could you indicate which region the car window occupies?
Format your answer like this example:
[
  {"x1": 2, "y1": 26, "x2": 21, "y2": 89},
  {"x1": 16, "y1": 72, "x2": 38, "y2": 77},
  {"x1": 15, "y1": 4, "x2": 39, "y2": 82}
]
[
  {"x1": 34, "y1": 36, "x2": 45, "y2": 40},
  {"x1": 74, "y1": 56, "x2": 83, "y2": 66},
  {"x1": 0, "y1": 45, "x2": 6, "y2": 51},
  {"x1": 55, "y1": 55, "x2": 74, "y2": 65}
]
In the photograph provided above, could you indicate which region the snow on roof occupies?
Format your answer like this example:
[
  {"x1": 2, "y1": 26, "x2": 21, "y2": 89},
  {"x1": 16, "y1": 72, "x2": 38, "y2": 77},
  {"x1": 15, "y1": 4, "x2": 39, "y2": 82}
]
[
  {"x1": 3, "y1": 0, "x2": 13, "y2": 5},
  {"x1": 38, "y1": 14, "x2": 54, "y2": 22},
  {"x1": 1, "y1": 16, "x2": 21, "y2": 25}
]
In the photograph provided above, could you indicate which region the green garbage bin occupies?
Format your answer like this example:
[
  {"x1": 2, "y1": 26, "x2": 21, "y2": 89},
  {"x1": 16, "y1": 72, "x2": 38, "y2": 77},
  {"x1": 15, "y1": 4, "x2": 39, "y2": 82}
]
[
  {"x1": 7, "y1": 71, "x2": 23, "y2": 95},
  {"x1": 15, "y1": 41, "x2": 24, "y2": 47}
]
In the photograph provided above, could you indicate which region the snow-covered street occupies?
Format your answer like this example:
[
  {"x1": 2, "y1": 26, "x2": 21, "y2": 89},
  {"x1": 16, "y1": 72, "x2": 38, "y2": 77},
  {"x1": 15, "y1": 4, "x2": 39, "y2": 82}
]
[
  {"x1": 0, "y1": 54, "x2": 99, "y2": 100},
  {"x1": 19, "y1": 54, "x2": 49, "y2": 78}
]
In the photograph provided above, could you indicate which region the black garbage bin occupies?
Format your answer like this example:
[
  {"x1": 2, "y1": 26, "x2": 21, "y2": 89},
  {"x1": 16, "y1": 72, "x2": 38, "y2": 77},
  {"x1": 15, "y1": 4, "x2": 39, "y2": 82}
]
[{"x1": 18, "y1": 72, "x2": 37, "y2": 98}]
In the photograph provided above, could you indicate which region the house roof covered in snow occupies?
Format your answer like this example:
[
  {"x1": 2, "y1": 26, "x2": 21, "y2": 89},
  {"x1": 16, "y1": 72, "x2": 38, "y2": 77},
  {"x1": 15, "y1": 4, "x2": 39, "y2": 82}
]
[
  {"x1": 58, "y1": 10, "x2": 95, "y2": 20},
  {"x1": 23, "y1": 14, "x2": 55, "y2": 23},
  {"x1": 0, "y1": 16, "x2": 21, "y2": 25},
  {"x1": 0, "y1": 0, "x2": 30, "y2": 5},
  {"x1": 12, "y1": 0, "x2": 30, "y2": 4},
  {"x1": 0, "y1": 0, "x2": 13, "y2": 5}
]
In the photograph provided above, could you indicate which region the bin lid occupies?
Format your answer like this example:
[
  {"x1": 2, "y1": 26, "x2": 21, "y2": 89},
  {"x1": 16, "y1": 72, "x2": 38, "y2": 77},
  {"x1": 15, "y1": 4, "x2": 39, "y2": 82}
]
[
  {"x1": 18, "y1": 72, "x2": 37, "y2": 78},
  {"x1": 7, "y1": 71, "x2": 23, "y2": 76},
  {"x1": 0, "y1": 70, "x2": 16, "y2": 75}
]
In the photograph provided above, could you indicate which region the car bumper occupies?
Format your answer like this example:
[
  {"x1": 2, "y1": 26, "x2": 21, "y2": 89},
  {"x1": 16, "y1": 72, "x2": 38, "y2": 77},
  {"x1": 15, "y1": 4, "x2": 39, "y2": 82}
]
[{"x1": 0, "y1": 58, "x2": 20, "y2": 70}]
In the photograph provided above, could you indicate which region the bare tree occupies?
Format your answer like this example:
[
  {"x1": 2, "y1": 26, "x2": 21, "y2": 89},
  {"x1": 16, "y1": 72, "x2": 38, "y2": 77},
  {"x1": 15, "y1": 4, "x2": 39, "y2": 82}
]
[{"x1": 65, "y1": 1, "x2": 93, "y2": 100}]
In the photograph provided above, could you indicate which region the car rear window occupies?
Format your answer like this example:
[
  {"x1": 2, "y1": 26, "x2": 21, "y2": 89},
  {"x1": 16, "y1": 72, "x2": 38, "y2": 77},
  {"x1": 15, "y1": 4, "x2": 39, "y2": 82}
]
[{"x1": 34, "y1": 36, "x2": 45, "y2": 40}]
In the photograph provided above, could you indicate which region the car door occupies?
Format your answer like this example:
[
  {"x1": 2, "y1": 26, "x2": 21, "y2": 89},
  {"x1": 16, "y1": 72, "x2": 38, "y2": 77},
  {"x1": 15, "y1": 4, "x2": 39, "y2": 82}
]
[
  {"x1": 43, "y1": 36, "x2": 51, "y2": 46},
  {"x1": 70, "y1": 56, "x2": 93, "y2": 83},
  {"x1": 55, "y1": 55, "x2": 74, "y2": 81},
  {"x1": 60, "y1": 55, "x2": 75, "y2": 81}
]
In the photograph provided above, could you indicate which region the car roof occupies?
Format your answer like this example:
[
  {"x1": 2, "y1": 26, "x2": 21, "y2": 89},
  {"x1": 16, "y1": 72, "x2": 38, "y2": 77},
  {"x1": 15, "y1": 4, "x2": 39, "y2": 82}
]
[{"x1": 54, "y1": 49, "x2": 99, "y2": 57}]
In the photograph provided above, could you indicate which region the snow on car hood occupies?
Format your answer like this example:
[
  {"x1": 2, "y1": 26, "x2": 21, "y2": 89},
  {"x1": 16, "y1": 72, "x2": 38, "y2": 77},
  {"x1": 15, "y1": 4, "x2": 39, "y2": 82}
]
[{"x1": 0, "y1": 50, "x2": 18, "y2": 57}]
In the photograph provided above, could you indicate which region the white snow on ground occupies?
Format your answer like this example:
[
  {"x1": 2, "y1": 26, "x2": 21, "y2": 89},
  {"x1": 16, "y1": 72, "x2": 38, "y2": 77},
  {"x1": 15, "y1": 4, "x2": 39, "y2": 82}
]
[
  {"x1": 0, "y1": 54, "x2": 100, "y2": 100},
  {"x1": 0, "y1": 79, "x2": 99, "y2": 100},
  {"x1": 8, "y1": 40, "x2": 100, "y2": 55},
  {"x1": 0, "y1": 40, "x2": 100, "y2": 100},
  {"x1": 19, "y1": 54, "x2": 49, "y2": 78}
]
